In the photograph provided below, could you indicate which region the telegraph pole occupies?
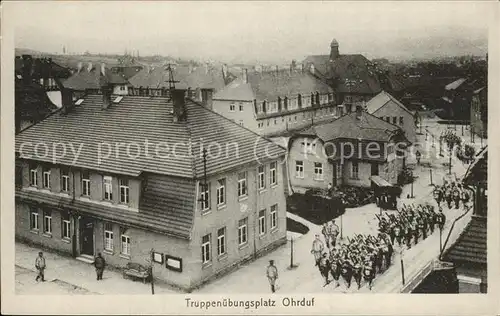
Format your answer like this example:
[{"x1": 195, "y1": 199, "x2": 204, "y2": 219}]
[{"x1": 150, "y1": 249, "x2": 155, "y2": 295}]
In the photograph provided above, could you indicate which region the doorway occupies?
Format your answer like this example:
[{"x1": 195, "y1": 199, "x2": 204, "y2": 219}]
[
  {"x1": 80, "y1": 217, "x2": 94, "y2": 256},
  {"x1": 371, "y1": 163, "x2": 379, "y2": 176}
]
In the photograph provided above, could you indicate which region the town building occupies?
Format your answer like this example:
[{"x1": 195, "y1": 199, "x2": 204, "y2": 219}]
[
  {"x1": 15, "y1": 55, "x2": 69, "y2": 133},
  {"x1": 365, "y1": 90, "x2": 417, "y2": 144},
  {"x1": 15, "y1": 87, "x2": 288, "y2": 291},
  {"x1": 303, "y1": 39, "x2": 405, "y2": 113},
  {"x1": 287, "y1": 107, "x2": 408, "y2": 193},
  {"x1": 62, "y1": 62, "x2": 130, "y2": 97},
  {"x1": 442, "y1": 146, "x2": 487, "y2": 293},
  {"x1": 212, "y1": 67, "x2": 337, "y2": 137},
  {"x1": 470, "y1": 86, "x2": 487, "y2": 138},
  {"x1": 128, "y1": 63, "x2": 236, "y2": 109}
]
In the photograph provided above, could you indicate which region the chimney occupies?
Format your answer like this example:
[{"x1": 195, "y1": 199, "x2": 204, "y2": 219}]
[
  {"x1": 22, "y1": 55, "x2": 33, "y2": 85},
  {"x1": 102, "y1": 85, "x2": 112, "y2": 110},
  {"x1": 101, "y1": 63, "x2": 106, "y2": 76},
  {"x1": 61, "y1": 88, "x2": 74, "y2": 115},
  {"x1": 77, "y1": 62, "x2": 83, "y2": 73},
  {"x1": 171, "y1": 89, "x2": 187, "y2": 122},
  {"x1": 87, "y1": 62, "x2": 93, "y2": 72},
  {"x1": 355, "y1": 104, "x2": 363, "y2": 120},
  {"x1": 310, "y1": 64, "x2": 315, "y2": 74},
  {"x1": 243, "y1": 68, "x2": 248, "y2": 84},
  {"x1": 222, "y1": 64, "x2": 228, "y2": 81}
]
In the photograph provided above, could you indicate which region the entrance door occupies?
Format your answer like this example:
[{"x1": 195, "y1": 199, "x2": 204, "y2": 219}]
[
  {"x1": 371, "y1": 163, "x2": 379, "y2": 176},
  {"x1": 81, "y1": 218, "x2": 94, "y2": 256}
]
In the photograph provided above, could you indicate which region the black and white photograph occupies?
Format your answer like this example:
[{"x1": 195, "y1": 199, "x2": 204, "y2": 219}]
[{"x1": 1, "y1": 1, "x2": 498, "y2": 315}]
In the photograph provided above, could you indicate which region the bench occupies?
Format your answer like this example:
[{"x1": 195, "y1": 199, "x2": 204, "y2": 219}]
[{"x1": 123, "y1": 262, "x2": 150, "y2": 284}]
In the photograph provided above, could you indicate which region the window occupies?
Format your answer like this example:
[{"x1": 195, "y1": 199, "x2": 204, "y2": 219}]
[
  {"x1": 314, "y1": 162, "x2": 324, "y2": 180},
  {"x1": 238, "y1": 172, "x2": 247, "y2": 197},
  {"x1": 336, "y1": 163, "x2": 343, "y2": 179},
  {"x1": 258, "y1": 165, "x2": 266, "y2": 190},
  {"x1": 229, "y1": 103, "x2": 235, "y2": 112},
  {"x1": 30, "y1": 209, "x2": 39, "y2": 231},
  {"x1": 238, "y1": 218, "x2": 248, "y2": 246},
  {"x1": 201, "y1": 234, "x2": 211, "y2": 264},
  {"x1": 104, "y1": 223, "x2": 114, "y2": 251},
  {"x1": 258, "y1": 210, "x2": 266, "y2": 235},
  {"x1": 43, "y1": 211, "x2": 52, "y2": 234},
  {"x1": 119, "y1": 178, "x2": 129, "y2": 204},
  {"x1": 61, "y1": 168, "x2": 70, "y2": 192},
  {"x1": 399, "y1": 116, "x2": 404, "y2": 125},
  {"x1": 295, "y1": 160, "x2": 304, "y2": 178},
  {"x1": 81, "y1": 170, "x2": 90, "y2": 197},
  {"x1": 239, "y1": 120, "x2": 244, "y2": 126},
  {"x1": 200, "y1": 182, "x2": 210, "y2": 211},
  {"x1": 239, "y1": 103, "x2": 244, "y2": 112},
  {"x1": 103, "y1": 176, "x2": 113, "y2": 201},
  {"x1": 62, "y1": 213, "x2": 71, "y2": 239},
  {"x1": 217, "y1": 227, "x2": 226, "y2": 256},
  {"x1": 42, "y1": 167, "x2": 51, "y2": 189},
  {"x1": 270, "y1": 204, "x2": 278, "y2": 230},
  {"x1": 121, "y1": 234, "x2": 130, "y2": 255},
  {"x1": 29, "y1": 164, "x2": 38, "y2": 186},
  {"x1": 257, "y1": 102, "x2": 263, "y2": 113},
  {"x1": 392, "y1": 117, "x2": 397, "y2": 125},
  {"x1": 385, "y1": 117, "x2": 390, "y2": 123},
  {"x1": 258, "y1": 122, "x2": 264, "y2": 129},
  {"x1": 270, "y1": 162, "x2": 277, "y2": 186},
  {"x1": 351, "y1": 162, "x2": 359, "y2": 179},
  {"x1": 216, "y1": 179, "x2": 226, "y2": 206}
]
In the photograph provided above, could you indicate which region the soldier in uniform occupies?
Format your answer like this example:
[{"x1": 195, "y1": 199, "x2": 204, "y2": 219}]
[
  {"x1": 412, "y1": 218, "x2": 420, "y2": 245},
  {"x1": 329, "y1": 249, "x2": 341, "y2": 288},
  {"x1": 416, "y1": 150, "x2": 421, "y2": 165},
  {"x1": 394, "y1": 222, "x2": 403, "y2": 247},
  {"x1": 461, "y1": 188, "x2": 470, "y2": 206},
  {"x1": 341, "y1": 254, "x2": 354, "y2": 289},
  {"x1": 445, "y1": 188, "x2": 453, "y2": 209},
  {"x1": 321, "y1": 223, "x2": 331, "y2": 249},
  {"x1": 352, "y1": 255, "x2": 363, "y2": 290},
  {"x1": 318, "y1": 252, "x2": 331, "y2": 286},
  {"x1": 311, "y1": 234, "x2": 324, "y2": 266},
  {"x1": 405, "y1": 220, "x2": 412, "y2": 249},
  {"x1": 453, "y1": 188, "x2": 461, "y2": 209},
  {"x1": 266, "y1": 260, "x2": 278, "y2": 293},
  {"x1": 330, "y1": 220, "x2": 340, "y2": 247},
  {"x1": 363, "y1": 254, "x2": 376, "y2": 290},
  {"x1": 434, "y1": 188, "x2": 443, "y2": 207},
  {"x1": 437, "y1": 208, "x2": 446, "y2": 231}
]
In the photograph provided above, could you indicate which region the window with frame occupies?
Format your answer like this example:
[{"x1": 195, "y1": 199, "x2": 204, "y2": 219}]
[
  {"x1": 239, "y1": 120, "x2": 244, "y2": 126},
  {"x1": 121, "y1": 234, "x2": 130, "y2": 256},
  {"x1": 103, "y1": 176, "x2": 113, "y2": 201},
  {"x1": 258, "y1": 165, "x2": 266, "y2": 190},
  {"x1": 43, "y1": 210, "x2": 52, "y2": 234},
  {"x1": 269, "y1": 162, "x2": 277, "y2": 186},
  {"x1": 258, "y1": 209, "x2": 266, "y2": 236},
  {"x1": 336, "y1": 163, "x2": 343, "y2": 179},
  {"x1": 216, "y1": 178, "x2": 226, "y2": 206},
  {"x1": 257, "y1": 102, "x2": 263, "y2": 113},
  {"x1": 295, "y1": 160, "x2": 304, "y2": 178},
  {"x1": 314, "y1": 162, "x2": 324, "y2": 180},
  {"x1": 61, "y1": 168, "x2": 70, "y2": 192},
  {"x1": 392, "y1": 117, "x2": 397, "y2": 125},
  {"x1": 29, "y1": 164, "x2": 38, "y2": 186},
  {"x1": 351, "y1": 162, "x2": 359, "y2": 179},
  {"x1": 199, "y1": 182, "x2": 210, "y2": 211},
  {"x1": 104, "y1": 223, "x2": 114, "y2": 251},
  {"x1": 62, "y1": 213, "x2": 71, "y2": 239},
  {"x1": 217, "y1": 227, "x2": 226, "y2": 256},
  {"x1": 229, "y1": 103, "x2": 235, "y2": 112},
  {"x1": 270, "y1": 204, "x2": 278, "y2": 230},
  {"x1": 238, "y1": 218, "x2": 248, "y2": 246},
  {"x1": 30, "y1": 209, "x2": 39, "y2": 231},
  {"x1": 119, "y1": 178, "x2": 129, "y2": 204},
  {"x1": 81, "y1": 170, "x2": 90, "y2": 197},
  {"x1": 239, "y1": 103, "x2": 244, "y2": 112},
  {"x1": 201, "y1": 234, "x2": 211, "y2": 264},
  {"x1": 42, "y1": 167, "x2": 51, "y2": 189},
  {"x1": 399, "y1": 116, "x2": 404, "y2": 125},
  {"x1": 238, "y1": 172, "x2": 247, "y2": 197}
]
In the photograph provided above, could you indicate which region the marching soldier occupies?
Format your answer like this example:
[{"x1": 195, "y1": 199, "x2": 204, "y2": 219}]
[
  {"x1": 461, "y1": 188, "x2": 470, "y2": 206},
  {"x1": 352, "y1": 256, "x2": 363, "y2": 290},
  {"x1": 445, "y1": 188, "x2": 453, "y2": 209},
  {"x1": 329, "y1": 250, "x2": 341, "y2": 288},
  {"x1": 341, "y1": 254, "x2": 354, "y2": 289},
  {"x1": 453, "y1": 188, "x2": 461, "y2": 209},
  {"x1": 416, "y1": 150, "x2": 421, "y2": 165},
  {"x1": 318, "y1": 252, "x2": 331, "y2": 286},
  {"x1": 311, "y1": 234, "x2": 324, "y2": 266},
  {"x1": 436, "y1": 208, "x2": 446, "y2": 231},
  {"x1": 330, "y1": 220, "x2": 340, "y2": 247},
  {"x1": 266, "y1": 260, "x2": 279, "y2": 293},
  {"x1": 363, "y1": 255, "x2": 376, "y2": 290},
  {"x1": 321, "y1": 223, "x2": 331, "y2": 249}
]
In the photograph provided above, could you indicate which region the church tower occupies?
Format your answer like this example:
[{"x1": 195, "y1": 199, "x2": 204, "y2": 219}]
[{"x1": 330, "y1": 38, "x2": 339, "y2": 61}]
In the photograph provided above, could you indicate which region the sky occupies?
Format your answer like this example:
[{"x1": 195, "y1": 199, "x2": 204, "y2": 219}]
[{"x1": 9, "y1": 1, "x2": 492, "y2": 64}]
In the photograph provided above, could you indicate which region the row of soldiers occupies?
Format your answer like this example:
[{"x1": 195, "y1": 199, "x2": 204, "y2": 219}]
[
  {"x1": 377, "y1": 203, "x2": 446, "y2": 249},
  {"x1": 311, "y1": 232, "x2": 394, "y2": 291},
  {"x1": 433, "y1": 180, "x2": 470, "y2": 210}
]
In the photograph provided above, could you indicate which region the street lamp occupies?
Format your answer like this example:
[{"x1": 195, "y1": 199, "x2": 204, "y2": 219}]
[{"x1": 429, "y1": 168, "x2": 433, "y2": 186}]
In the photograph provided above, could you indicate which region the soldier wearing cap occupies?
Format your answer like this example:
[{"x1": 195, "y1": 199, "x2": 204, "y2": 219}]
[
  {"x1": 266, "y1": 260, "x2": 278, "y2": 293},
  {"x1": 311, "y1": 234, "x2": 324, "y2": 266}
]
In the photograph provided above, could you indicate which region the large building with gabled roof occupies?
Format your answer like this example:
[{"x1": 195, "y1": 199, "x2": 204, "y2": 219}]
[{"x1": 15, "y1": 87, "x2": 288, "y2": 291}]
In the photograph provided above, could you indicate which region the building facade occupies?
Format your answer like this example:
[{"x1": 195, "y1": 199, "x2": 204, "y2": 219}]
[
  {"x1": 15, "y1": 90, "x2": 287, "y2": 291},
  {"x1": 470, "y1": 86, "x2": 487, "y2": 138},
  {"x1": 212, "y1": 67, "x2": 337, "y2": 137}
]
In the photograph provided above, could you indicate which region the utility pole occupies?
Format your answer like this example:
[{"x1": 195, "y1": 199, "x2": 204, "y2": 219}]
[
  {"x1": 439, "y1": 227, "x2": 443, "y2": 253},
  {"x1": 429, "y1": 168, "x2": 433, "y2": 186},
  {"x1": 150, "y1": 249, "x2": 155, "y2": 295},
  {"x1": 400, "y1": 248, "x2": 405, "y2": 286},
  {"x1": 410, "y1": 181, "x2": 414, "y2": 198}
]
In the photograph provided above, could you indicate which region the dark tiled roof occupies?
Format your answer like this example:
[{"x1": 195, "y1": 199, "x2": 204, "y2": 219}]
[
  {"x1": 63, "y1": 67, "x2": 128, "y2": 91},
  {"x1": 15, "y1": 57, "x2": 71, "y2": 79},
  {"x1": 246, "y1": 70, "x2": 333, "y2": 101},
  {"x1": 444, "y1": 216, "x2": 487, "y2": 265},
  {"x1": 366, "y1": 91, "x2": 413, "y2": 116},
  {"x1": 15, "y1": 94, "x2": 286, "y2": 179},
  {"x1": 16, "y1": 176, "x2": 195, "y2": 239},
  {"x1": 15, "y1": 78, "x2": 58, "y2": 120}
]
